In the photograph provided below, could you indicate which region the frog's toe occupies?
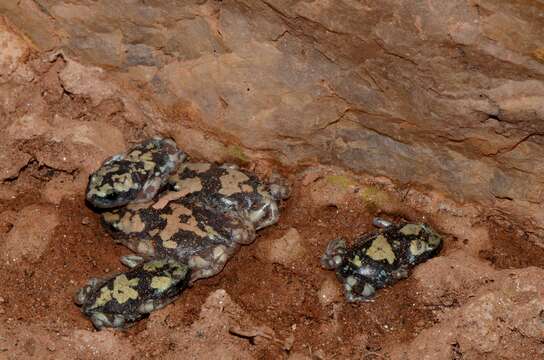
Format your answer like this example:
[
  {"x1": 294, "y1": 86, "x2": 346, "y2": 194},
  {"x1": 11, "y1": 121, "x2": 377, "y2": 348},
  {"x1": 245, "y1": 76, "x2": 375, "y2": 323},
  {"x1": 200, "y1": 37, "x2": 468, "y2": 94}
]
[
  {"x1": 121, "y1": 254, "x2": 146, "y2": 268},
  {"x1": 321, "y1": 238, "x2": 347, "y2": 270},
  {"x1": 267, "y1": 172, "x2": 291, "y2": 201}
]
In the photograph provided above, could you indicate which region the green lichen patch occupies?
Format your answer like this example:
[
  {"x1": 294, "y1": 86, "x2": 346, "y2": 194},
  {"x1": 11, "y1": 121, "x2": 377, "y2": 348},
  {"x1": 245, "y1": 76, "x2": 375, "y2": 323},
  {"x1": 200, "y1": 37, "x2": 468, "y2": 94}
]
[
  {"x1": 325, "y1": 174, "x2": 356, "y2": 189},
  {"x1": 226, "y1": 144, "x2": 249, "y2": 163}
]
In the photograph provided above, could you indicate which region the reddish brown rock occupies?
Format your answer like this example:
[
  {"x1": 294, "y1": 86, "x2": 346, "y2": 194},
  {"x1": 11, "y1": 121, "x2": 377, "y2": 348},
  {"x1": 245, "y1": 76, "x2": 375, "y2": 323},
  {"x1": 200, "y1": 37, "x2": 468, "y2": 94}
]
[
  {"x1": 2, "y1": 1, "x2": 544, "y2": 242},
  {"x1": 389, "y1": 267, "x2": 544, "y2": 360},
  {"x1": 1, "y1": 204, "x2": 59, "y2": 262}
]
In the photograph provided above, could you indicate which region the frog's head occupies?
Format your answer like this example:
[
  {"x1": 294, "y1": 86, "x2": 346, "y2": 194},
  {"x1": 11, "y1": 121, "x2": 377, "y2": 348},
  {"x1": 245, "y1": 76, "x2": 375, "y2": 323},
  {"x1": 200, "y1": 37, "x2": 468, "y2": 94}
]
[
  {"x1": 86, "y1": 158, "x2": 142, "y2": 209},
  {"x1": 401, "y1": 223, "x2": 443, "y2": 263}
]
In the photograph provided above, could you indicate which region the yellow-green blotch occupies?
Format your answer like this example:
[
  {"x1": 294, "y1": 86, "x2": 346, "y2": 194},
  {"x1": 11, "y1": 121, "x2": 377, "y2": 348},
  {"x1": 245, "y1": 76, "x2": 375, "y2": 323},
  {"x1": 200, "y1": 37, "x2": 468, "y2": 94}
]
[
  {"x1": 112, "y1": 275, "x2": 139, "y2": 304},
  {"x1": 325, "y1": 175, "x2": 356, "y2": 189},
  {"x1": 366, "y1": 235, "x2": 396, "y2": 264},
  {"x1": 150, "y1": 276, "x2": 172, "y2": 292},
  {"x1": 400, "y1": 224, "x2": 422, "y2": 236}
]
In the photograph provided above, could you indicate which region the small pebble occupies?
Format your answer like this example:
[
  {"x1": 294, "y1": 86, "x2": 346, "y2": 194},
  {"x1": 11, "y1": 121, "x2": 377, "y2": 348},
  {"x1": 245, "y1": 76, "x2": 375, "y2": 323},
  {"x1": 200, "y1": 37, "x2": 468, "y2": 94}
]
[{"x1": 81, "y1": 217, "x2": 91, "y2": 225}]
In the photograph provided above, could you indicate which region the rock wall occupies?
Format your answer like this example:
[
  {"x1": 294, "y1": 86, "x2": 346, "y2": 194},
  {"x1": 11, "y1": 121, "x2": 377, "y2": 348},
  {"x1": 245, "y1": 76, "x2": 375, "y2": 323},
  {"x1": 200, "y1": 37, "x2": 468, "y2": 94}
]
[{"x1": 1, "y1": 0, "x2": 543, "y2": 240}]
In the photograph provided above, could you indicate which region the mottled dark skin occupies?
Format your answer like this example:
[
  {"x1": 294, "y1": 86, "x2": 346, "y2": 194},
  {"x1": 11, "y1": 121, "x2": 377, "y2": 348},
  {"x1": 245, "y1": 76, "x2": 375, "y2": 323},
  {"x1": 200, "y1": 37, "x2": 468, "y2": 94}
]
[
  {"x1": 86, "y1": 137, "x2": 185, "y2": 209},
  {"x1": 168, "y1": 163, "x2": 286, "y2": 229},
  {"x1": 78, "y1": 151, "x2": 289, "y2": 330},
  {"x1": 101, "y1": 196, "x2": 255, "y2": 282},
  {"x1": 322, "y1": 221, "x2": 442, "y2": 302},
  {"x1": 75, "y1": 259, "x2": 190, "y2": 330}
]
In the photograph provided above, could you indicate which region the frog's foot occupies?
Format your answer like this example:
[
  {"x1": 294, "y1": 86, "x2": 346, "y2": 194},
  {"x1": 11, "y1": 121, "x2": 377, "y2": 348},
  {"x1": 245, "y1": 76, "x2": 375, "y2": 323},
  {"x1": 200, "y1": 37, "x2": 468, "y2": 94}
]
[
  {"x1": 372, "y1": 217, "x2": 393, "y2": 229},
  {"x1": 229, "y1": 218, "x2": 256, "y2": 245},
  {"x1": 267, "y1": 172, "x2": 290, "y2": 201},
  {"x1": 117, "y1": 237, "x2": 156, "y2": 258},
  {"x1": 321, "y1": 238, "x2": 348, "y2": 270},
  {"x1": 188, "y1": 244, "x2": 238, "y2": 284},
  {"x1": 343, "y1": 276, "x2": 376, "y2": 302},
  {"x1": 121, "y1": 254, "x2": 146, "y2": 268},
  {"x1": 247, "y1": 201, "x2": 280, "y2": 230}
]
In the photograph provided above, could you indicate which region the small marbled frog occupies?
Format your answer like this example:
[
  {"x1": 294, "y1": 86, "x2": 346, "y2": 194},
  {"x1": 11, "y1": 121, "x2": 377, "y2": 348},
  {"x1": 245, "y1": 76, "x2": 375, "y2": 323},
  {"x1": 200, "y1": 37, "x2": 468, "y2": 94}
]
[
  {"x1": 321, "y1": 218, "x2": 442, "y2": 302},
  {"x1": 75, "y1": 258, "x2": 190, "y2": 330}
]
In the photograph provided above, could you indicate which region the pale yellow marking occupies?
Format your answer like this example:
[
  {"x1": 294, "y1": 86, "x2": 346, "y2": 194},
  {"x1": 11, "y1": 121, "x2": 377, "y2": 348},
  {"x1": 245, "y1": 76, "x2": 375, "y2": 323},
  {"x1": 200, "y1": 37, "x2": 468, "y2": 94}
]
[
  {"x1": 159, "y1": 203, "x2": 207, "y2": 241},
  {"x1": 366, "y1": 235, "x2": 396, "y2": 264},
  {"x1": 241, "y1": 184, "x2": 253, "y2": 192},
  {"x1": 127, "y1": 150, "x2": 142, "y2": 160},
  {"x1": 117, "y1": 212, "x2": 146, "y2": 233},
  {"x1": 425, "y1": 227, "x2": 442, "y2": 247},
  {"x1": 163, "y1": 240, "x2": 178, "y2": 249},
  {"x1": 102, "y1": 212, "x2": 120, "y2": 224},
  {"x1": 218, "y1": 169, "x2": 250, "y2": 196},
  {"x1": 112, "y1": 274, "x2": 139, "y2": 304},
  {"x1": 350, "y1": 255, "x2": 362, "y2": 267},
  {"x1": 153, "y1": 177, "x2": 202, "y2": 209},
  {"x1": 151, "y1": 276, "x2": 172, "y2": 292},
  {"x1": 88, "y1": 182, "x2": 113, "y2": 198},
  {"x1": 112, "y1": 172, "x2": 138, "y2": 192},
  {"x1": 204, "y1": 225, "x2": 219, "y2": 238},
  {"x1": 143, "y1": 260, "x2": 167, "y2": 271},
  {"x1": 399, "y1": 224, "x2": 422, "y2": 236},
  {"x1": 139, "y1": 151, "x2": 156, "y2": 171},
  {"x1": 91, "y1": 286, "x2": 113, "y2": 309}
]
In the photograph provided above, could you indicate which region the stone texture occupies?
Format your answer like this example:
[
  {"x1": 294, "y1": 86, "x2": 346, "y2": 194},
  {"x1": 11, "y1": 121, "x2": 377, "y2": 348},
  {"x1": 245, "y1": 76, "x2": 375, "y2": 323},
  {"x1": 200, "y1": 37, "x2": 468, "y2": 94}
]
[
  {"x1": 388, "y1": 267, "x2": 544, "y2": 360},
  {"x1": 1, "y1": 204, "x2": 59, "y2": 262},
  {"x1": 141, "y1": 289, "x2": 283, "y2": 359},
  {"x1": 2, "y1": 1, "x2": 544, "y2": 242}
]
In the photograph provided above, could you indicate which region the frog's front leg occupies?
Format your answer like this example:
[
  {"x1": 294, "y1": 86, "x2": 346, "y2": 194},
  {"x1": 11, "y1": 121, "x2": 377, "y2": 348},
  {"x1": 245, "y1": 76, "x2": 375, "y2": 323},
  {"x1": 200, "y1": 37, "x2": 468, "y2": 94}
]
[
  {"x1": 267, "y1": 171, "x2": 291, "y2": 201},
  {"x1": 343, "y1": 276, "x2": 377, "y2": 303},
  {"x1": 188, "y1": 244, "x2": 239, "y2": 284},
  {"x1": 320, "y1": 238, "x2": 348, "y2": 270}
]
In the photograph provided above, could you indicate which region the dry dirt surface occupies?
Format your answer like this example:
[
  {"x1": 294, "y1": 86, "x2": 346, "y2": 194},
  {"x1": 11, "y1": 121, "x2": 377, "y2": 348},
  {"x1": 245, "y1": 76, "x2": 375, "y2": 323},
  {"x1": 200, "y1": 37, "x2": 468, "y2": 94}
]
[{"x1": 0, "y1": 14, "x2": 543, "y2": 360}]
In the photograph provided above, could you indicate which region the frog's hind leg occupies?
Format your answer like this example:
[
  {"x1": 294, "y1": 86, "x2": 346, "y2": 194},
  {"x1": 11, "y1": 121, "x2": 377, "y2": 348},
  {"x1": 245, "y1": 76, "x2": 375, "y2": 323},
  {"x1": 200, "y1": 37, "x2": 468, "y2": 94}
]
[{"x1": 188, "y1": 244, "x2": 239, "y2": 284}]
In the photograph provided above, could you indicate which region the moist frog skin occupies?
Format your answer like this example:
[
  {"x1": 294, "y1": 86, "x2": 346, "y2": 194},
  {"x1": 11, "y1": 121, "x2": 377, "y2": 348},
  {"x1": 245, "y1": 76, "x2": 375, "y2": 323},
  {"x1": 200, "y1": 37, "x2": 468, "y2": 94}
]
[
  {"x1": 75, "y1": 258, "x2": 191, "y2": 330},
  {"x1": 76, "y1": 138, "x2": 289, "y2": 329},
  {"x1": 321, "y1": 219, "x2": 442, "y2": 302},
  {"x1": 101, "y1": 195, "x2": 256, "y2": 283},
  {"x1": 167, "y1": 162, "x2": 289, "y2": 230},
  {"x1": 86, "y1": 137, "x2": 185, "y2": 209}
]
